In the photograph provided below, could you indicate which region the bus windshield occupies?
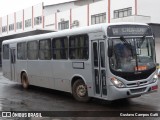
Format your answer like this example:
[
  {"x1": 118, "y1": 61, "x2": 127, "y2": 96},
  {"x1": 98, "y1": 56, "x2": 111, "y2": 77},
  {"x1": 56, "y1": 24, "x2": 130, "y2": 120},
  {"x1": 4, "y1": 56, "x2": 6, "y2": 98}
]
[{"x1": 109, "y1": 37, "x2": 156, "y2": 73}]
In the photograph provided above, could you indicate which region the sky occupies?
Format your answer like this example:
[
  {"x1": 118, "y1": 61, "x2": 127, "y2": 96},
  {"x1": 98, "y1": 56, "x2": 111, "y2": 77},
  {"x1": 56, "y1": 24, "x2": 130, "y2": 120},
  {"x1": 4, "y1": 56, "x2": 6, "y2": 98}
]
[{"x1": 0, "y1": 0, "x2": 74, "y2": 16}]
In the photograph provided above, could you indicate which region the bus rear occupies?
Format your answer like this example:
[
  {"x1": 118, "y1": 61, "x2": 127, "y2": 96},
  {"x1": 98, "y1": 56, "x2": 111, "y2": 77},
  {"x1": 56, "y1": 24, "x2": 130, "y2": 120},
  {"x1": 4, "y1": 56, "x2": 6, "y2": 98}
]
[{"x1": 106, "y1": 24, "x2": 158, "y2": 100}]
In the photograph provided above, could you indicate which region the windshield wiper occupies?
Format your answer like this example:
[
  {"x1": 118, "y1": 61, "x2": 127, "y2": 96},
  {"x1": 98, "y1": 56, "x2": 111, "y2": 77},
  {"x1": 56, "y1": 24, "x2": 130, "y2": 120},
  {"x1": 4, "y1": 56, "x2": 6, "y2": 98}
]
[
  {"x1": 120, "y1": 36, "x2": 128, "y2": 44},
  {"x1": 139, "y1": 36, "x2": 146, "y2": 48},
  {"x1": 120, "y1": 36, "x2": 134, "y2": 55}
]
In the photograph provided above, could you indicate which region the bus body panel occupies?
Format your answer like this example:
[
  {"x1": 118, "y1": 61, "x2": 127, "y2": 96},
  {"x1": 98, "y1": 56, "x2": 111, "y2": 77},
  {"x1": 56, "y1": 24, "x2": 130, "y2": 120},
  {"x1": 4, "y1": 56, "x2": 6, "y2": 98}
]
[{"x1": 27, "y1": 60, "x2": 54, "y2": 89}]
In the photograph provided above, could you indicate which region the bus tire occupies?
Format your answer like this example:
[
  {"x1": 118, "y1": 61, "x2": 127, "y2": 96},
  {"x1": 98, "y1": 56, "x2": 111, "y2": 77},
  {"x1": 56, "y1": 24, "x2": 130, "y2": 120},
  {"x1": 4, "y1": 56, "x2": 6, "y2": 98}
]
[
  {"x1": 21, "y1": 72, "x2": 29, "y2": 89},
  {"x1": 72, "y1": 79, "x2": 90, "y2": 102}
]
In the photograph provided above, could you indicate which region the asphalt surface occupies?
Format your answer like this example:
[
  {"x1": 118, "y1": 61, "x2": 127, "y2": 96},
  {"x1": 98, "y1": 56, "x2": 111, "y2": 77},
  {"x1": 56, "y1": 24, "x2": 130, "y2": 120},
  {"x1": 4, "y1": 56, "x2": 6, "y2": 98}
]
[{"x1": 0, "y1": 71, "x2": 159, "y2": 120}]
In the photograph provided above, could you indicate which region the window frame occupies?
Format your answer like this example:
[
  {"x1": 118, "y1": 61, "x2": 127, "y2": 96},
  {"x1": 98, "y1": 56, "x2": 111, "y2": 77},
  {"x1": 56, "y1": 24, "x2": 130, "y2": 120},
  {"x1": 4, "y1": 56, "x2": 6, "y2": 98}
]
[
  {"x1": 34, "y1": 16, "x2": 42, "y2": 26},
  {"x1": 27, "y1": 40, "x2": 39, "y2": 60},
  {"x1": 25, "y1": 19, "x2": 32, "y2": 28},
  {"x1": 114, "y1": 7, "x2": 132, "y2": 19},
  {"x1": 69, "y1": 34, "x2": 89, "y2": 60},
  {"x1": 16, "y1": 21, "x2": 22, "y2": 30},
  {"x1": 39, "y1": 39, "x2": 52, "y2": 60},
  {"x1": 9, "y1": 24, "x2": 14, "y2": 31},
  {"x1": 2, "y1": 26, "x2": 7, "y2": 33},
  {"x1": 52, "y1": 37, "x2": 69, "y2": 60},
  {"x1": 91, "y1": 13, "x2": 106, "y2": 25},
  {"x1": 17, "y1": 42, "x2": 27, "y2": 60},
  {"x1": 58, "y1": 20, "x2": 69, "y2": 30}
]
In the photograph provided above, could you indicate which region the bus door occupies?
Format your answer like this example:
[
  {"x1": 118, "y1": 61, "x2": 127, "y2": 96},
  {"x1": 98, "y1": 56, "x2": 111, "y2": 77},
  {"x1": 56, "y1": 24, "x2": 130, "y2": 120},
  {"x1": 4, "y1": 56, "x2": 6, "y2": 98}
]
[
  {"x1": 10, "y1": 48, "x2": 16, "y2": 81},
  {"x1": 92, "y1": 40, "x2": 107, "y2": 97}
]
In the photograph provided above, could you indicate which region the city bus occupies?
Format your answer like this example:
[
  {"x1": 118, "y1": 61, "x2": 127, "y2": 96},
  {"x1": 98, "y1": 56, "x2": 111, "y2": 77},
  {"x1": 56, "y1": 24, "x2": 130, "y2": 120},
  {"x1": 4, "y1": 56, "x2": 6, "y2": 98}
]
[{"x1": 2, "y1": 23, "x2": 158, "y2": 102}]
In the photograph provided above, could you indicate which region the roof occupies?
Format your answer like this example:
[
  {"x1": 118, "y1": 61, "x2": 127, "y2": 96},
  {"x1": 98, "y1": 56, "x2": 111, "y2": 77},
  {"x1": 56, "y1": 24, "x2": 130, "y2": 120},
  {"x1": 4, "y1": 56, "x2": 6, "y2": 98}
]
[{"x1": 0, "y1": 29, "x2": 54, "y2": 41}]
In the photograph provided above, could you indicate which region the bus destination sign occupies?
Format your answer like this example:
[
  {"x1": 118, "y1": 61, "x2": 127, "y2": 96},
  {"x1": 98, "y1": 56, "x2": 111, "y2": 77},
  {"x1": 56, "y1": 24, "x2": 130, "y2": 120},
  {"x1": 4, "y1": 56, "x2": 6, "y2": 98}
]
[{"x1": 107, "y1": 25, "x2": 152, "y2": 37}]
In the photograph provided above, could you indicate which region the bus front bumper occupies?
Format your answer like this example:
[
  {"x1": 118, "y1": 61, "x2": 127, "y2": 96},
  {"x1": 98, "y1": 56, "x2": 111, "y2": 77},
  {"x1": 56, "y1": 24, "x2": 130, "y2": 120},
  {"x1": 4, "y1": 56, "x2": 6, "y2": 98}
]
[{"x1": 108, "y1": 82, "x2": 158, "y2": 101}]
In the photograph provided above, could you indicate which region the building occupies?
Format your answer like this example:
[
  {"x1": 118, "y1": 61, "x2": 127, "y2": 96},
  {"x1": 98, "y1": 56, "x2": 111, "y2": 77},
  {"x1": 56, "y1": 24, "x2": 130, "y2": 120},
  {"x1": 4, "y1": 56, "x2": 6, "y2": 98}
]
[{"x1": 0, "y1": 0, "x2": 160, "y2": 62}]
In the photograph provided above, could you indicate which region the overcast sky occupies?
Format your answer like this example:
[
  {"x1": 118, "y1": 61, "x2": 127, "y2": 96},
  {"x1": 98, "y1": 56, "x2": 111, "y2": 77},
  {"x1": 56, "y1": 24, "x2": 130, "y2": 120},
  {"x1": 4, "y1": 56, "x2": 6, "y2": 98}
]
[{"x1": 0, "y1": 0, "x2": 74, "y2": 16}]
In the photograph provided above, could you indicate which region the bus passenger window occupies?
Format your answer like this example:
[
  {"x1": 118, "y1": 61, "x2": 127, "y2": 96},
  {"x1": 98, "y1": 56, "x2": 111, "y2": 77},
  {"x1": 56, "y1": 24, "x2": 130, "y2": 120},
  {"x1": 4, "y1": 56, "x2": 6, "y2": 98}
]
[
  {"x1": 69, "y1": 34, "x2": 89, "y2": 60},
  {"x1": 52, "y1": 37, "x2": 68, "y2": 59},
  {"x1": 17, "y1": 42, "x2": 27, "y2": 60},
  {"x1": 27, "y1": 41, "x2": 38, "y2": 60},
  {"x1": 39, "y1": 39, "x2": 52, "y2": 60}
]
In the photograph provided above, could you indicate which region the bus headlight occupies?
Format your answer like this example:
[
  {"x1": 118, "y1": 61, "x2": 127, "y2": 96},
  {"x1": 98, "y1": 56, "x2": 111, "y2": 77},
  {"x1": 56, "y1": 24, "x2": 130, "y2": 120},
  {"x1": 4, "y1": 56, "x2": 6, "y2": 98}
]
[
  {"x1": 149, "y1": 74, "x2": 158, "y2": 83},
  {"x1": 111, "y1": 77, "x2": 125, "y2": 88},
  {"x1": 152, "y1": 75, "x2": 158, "y2": 83}
]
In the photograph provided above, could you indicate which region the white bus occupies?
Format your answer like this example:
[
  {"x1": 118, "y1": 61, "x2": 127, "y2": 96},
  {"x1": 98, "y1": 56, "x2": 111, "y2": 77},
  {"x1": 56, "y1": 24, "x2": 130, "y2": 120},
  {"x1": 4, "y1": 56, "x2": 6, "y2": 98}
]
[{"x1": 2, "y1": 23, "x2": 158, "y2": 102}]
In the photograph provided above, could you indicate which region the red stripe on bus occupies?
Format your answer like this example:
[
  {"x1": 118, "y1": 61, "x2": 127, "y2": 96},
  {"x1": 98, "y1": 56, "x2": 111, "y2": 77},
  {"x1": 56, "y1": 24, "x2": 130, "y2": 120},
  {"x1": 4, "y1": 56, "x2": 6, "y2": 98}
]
[
  {"x1": 32, "y1": 6, "x2": 34, "y2": 28},
  {"x1": 7, "y1": 15, "x2": 8, "y2": 34},
  {"x1": 42, "y1": 2, "x2": 44, "y2": 29},
  {"x1": 70, "y1": 9, "x2": 72, "y2": 29},
  {"x1": 87, "y1": 4, "x2": 90, "y2": 26},
  {"x1": 23, "y1": 9, "x2": 24, "y2": 30},
  {"x1": 108, "y1": 0, "x2": 111, "y2": 23},
  {"x1": 14, "y1": 12, "x2": 16, "y2": 32},
  {"x1": 135, "y1": 0, "x2": 137, "y2": 15}
]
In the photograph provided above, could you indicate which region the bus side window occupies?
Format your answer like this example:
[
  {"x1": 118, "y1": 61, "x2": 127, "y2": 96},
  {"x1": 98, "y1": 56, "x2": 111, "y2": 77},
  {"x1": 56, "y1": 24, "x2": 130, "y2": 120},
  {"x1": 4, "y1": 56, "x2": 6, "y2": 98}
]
[
  {"x1": 69, "y1": 34, "x2": 89, "y2": 60},
  {"x1": 17, "y1": 42, "x2": 27, "y2": 60},
  {"x1": 27, "y1": 41, "x2": 38, "y2": 60},
  {"x1": 39, "y1": 39, "x2": 52, "y2": 60},
  {"x1": 52, "y1": 37, "x2": 68, "y2": 60}
]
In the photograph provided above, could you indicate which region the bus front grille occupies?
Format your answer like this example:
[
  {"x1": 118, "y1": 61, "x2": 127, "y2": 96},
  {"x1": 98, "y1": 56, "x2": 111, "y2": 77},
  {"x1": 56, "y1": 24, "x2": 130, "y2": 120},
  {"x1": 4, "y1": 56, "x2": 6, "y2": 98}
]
[
  {"x1": 127, "y1": 81, "x2": 148, "y2": 87},
  {"x1": 130, "y1": 87, "x2": 146, "y2": 93}
]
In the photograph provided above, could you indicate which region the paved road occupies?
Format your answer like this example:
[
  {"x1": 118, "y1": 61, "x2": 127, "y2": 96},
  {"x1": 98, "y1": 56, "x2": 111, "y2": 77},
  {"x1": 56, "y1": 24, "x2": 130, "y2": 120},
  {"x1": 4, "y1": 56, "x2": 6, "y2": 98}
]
[{"x1": 0, "y1": 72, "x2": 159, "y2": 120}]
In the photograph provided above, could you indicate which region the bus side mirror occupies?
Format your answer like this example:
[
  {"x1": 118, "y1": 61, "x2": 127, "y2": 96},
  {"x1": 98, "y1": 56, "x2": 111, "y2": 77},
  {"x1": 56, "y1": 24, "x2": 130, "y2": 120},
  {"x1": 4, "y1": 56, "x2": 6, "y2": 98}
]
[{"x1": 108, "y1": 40, "x2": 113, "y2": 57}]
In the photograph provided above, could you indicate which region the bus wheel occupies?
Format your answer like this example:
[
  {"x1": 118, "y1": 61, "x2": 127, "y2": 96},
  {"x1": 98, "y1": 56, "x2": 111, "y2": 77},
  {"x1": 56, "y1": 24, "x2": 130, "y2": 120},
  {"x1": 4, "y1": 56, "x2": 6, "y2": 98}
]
[
  {"x1": 21, "y1": 72, "x2": 29, "y2": 89},
  {"x1": 72, "y1": 79, "x2": 90, "y2": 102}
]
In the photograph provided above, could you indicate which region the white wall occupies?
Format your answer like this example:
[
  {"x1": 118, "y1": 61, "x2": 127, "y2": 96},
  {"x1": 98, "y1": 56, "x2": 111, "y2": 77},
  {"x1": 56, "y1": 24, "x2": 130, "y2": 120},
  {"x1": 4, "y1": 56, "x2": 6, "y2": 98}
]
[
  {"x1": 44, "y1": 0, "x2": 102, "y2": 16},
  {"x1": 72, "y1": 5, "x2": 88, "y2": 28},
  {"x1": 44, "y1": 2, "x2": 75, "y2": 16},
  {"x1": 137, "y1": 0, "x2": 160, "y2": 23},
  {"x1": 74, "y1": 0, "x2": 102, "y2": 6},
  {"x1": 45, "y1": 14, "x2": 56, "y2": 30}
]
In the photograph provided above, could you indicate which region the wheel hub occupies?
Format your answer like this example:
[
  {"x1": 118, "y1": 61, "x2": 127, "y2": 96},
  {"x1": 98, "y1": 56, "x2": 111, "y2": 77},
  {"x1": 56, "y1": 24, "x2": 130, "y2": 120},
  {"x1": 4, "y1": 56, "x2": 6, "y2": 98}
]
[{"x1": 77, "y1": 85, "x2": 87, "y2": 97}]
